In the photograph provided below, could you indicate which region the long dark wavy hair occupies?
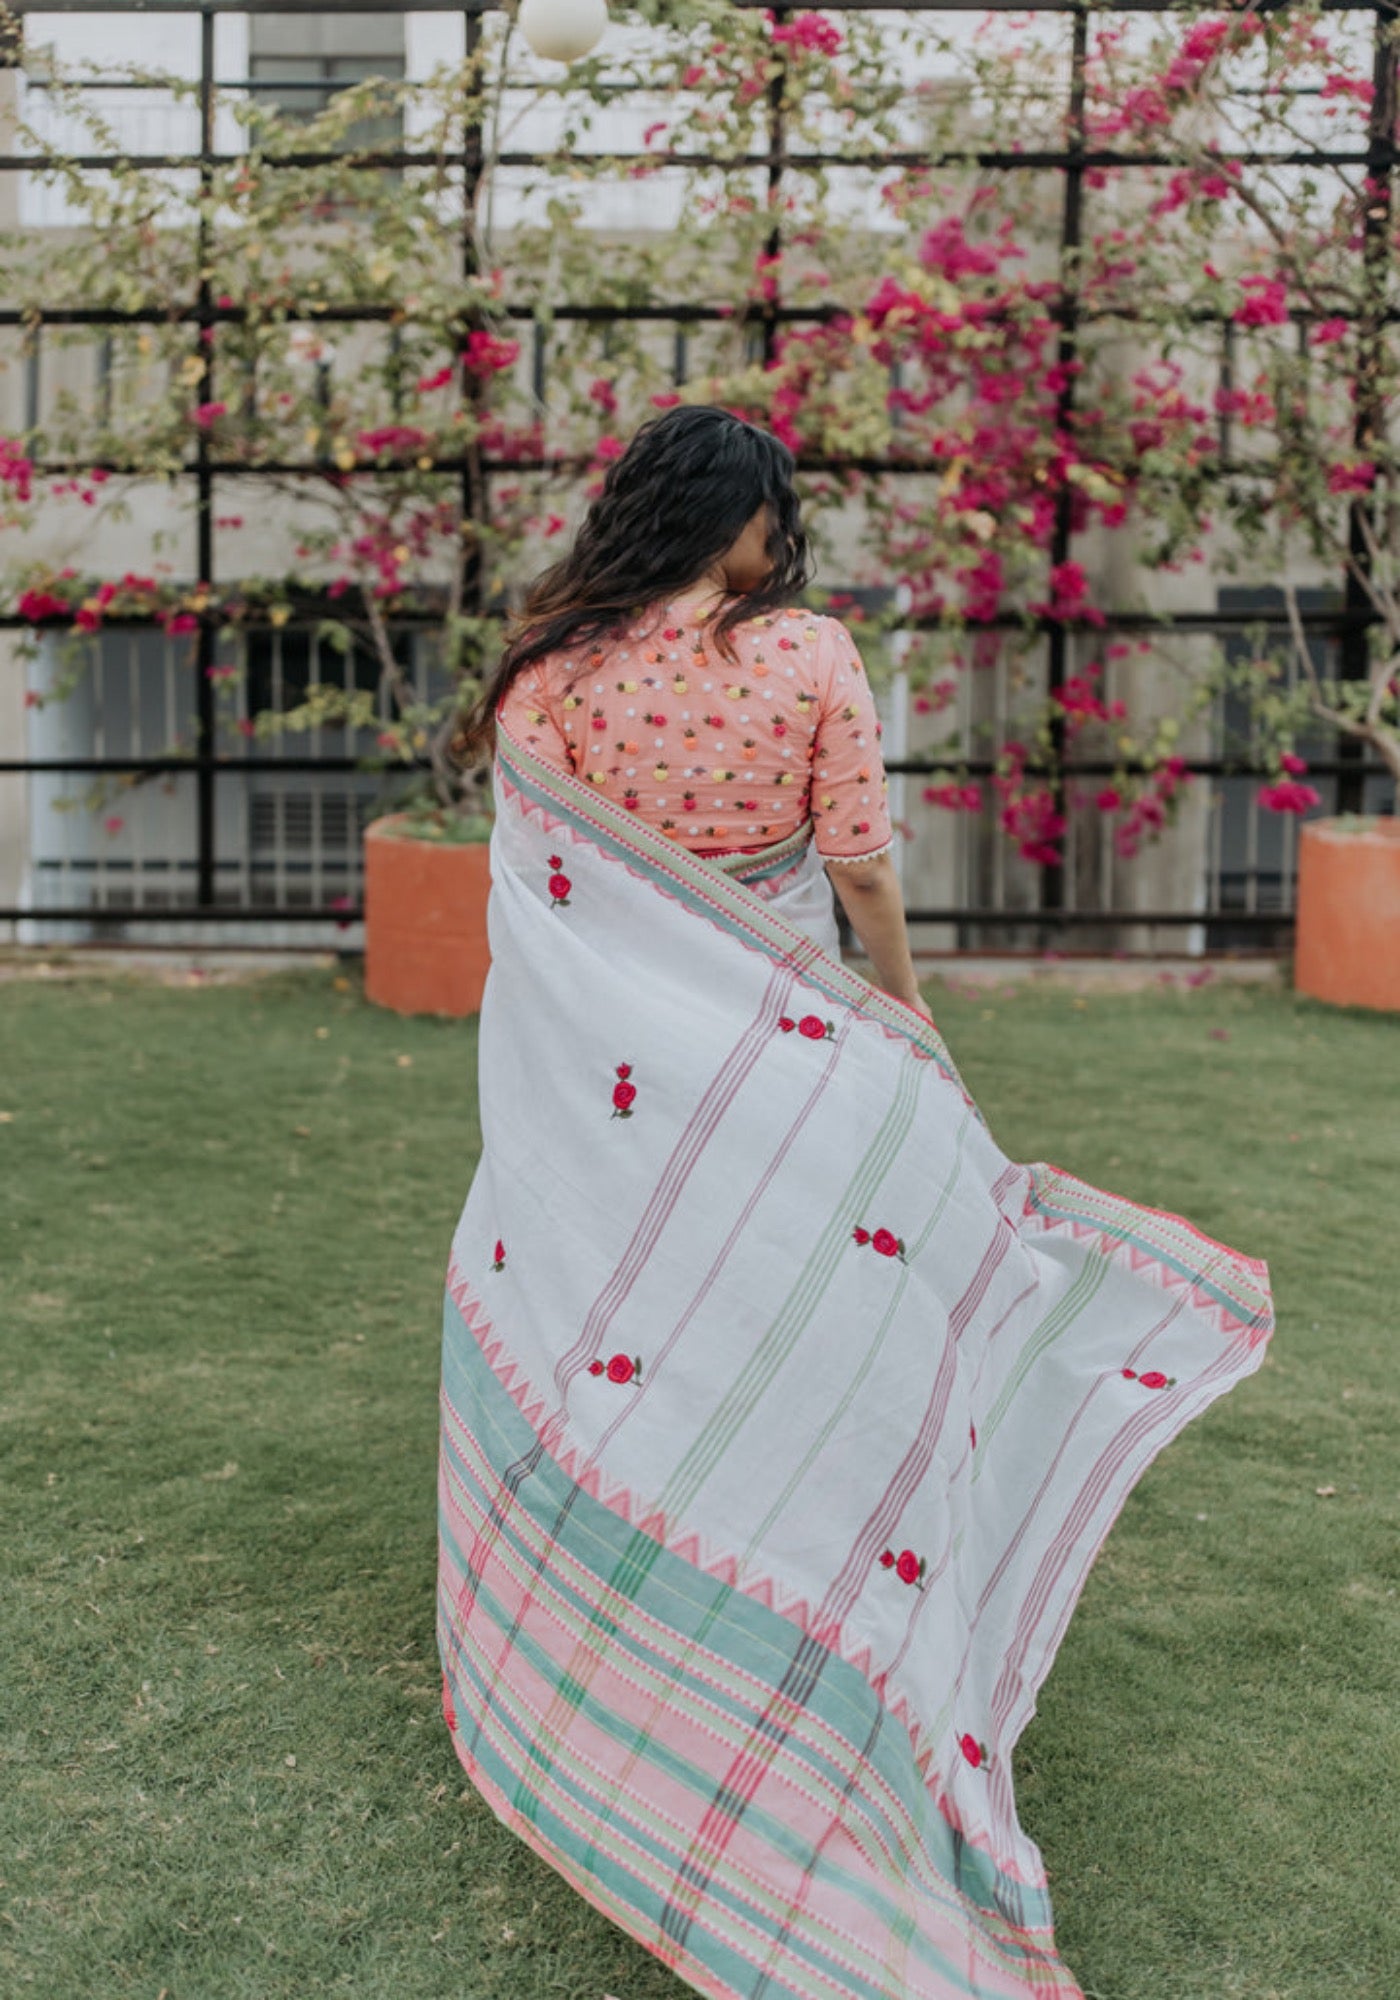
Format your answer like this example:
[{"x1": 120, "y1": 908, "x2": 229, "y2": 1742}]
[{"x1": 456, "y1": 404, "x2": 812, "y2": 761}]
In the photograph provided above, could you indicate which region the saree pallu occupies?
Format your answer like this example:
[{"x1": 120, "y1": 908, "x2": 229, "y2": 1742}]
[{"x1": 437, "y1": 724, "x2": 1275, "y2": 2000}]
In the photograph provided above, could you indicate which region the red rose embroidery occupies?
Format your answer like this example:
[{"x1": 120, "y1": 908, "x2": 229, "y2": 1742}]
[
  {"x1": 778, "y1": 1017, "x2": 796, "y2": 1033},
  {"x1": 613, "y1": 1082, "x2": 637, "y2": 1115},
  {"x1": 547, "y1": 855, "x2": 562, "y2": 867},
  {"x1": 878, "y1": 1549, "x2": 895, "y2": 1568},
  {"x1": 854, "y1": 1225, "x2": 905, "y2": 1260},
  {"x1": 606, "y1": 1353, "x2": 642, "y2": 1384},
  {"x1": 895, "y1": 1549, "x2": 925, "y2": 1588},
  {"x1": 588, "y1": 1360, "x2": 605, "y2": 1375},
  {"x1": 548, "y1": 871, "x2": 572, "y2": 905},
  {"x1": 798, "y1": 1015, "x2": 834, "y2": 1040},
  {"x1": 1122, "y1": 1366, "x2": 1177, "y2": 1388},
  {"x1": 959, "y1": 1732, "x2": 989, "y2": 1770},
  {"x1": 491, "y1": 1239, "x2": 506, "y2": 1272}
]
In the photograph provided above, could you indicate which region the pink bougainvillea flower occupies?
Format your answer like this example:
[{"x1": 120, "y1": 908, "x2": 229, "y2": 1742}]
[
  {"x1": 1320, "y1": 71, "x2": 1375, "y2": 107},
  {"x1": 1327, "y1": 462, "x2": 1375, "y2": 495},
  {"x1": 1233, "y1": 277, "x2": 1289, "y2": 328},
  {"x1": 16, "y1": 588, "x2": 70, "y2": 624},
  {"x1": 959, "y1": 1732, "x2": 989, "y2": 1769},
  {"x1": 103, "y1": 814, "x2": 124, "y2": 835},
  {"x1": 461, "y1": 331, "x2": 520, "y2": 377},
  {"x1": 771, "y1": 10, "x2": 843, "y2": 56},
  {"x1": 1311, "y1": 317, "x2": 1349, "y2": 346},
  {"x1": 1258, "y1": 780, "x2": 1322, "y2": 815},
  {"x1": 1279, "y1": 752, "x2": 1308, "y2": 776}
]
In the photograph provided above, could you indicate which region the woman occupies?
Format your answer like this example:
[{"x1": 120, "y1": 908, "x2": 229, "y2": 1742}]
[{"x1": 436, "y1": 405, "x2": 1274, "y2": 2000}]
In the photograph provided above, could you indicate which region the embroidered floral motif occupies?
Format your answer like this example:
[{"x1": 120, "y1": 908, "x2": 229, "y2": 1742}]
[
  {"x1": 969, "y1": 1420, "x2": 977, "y2": 1449},
  {"x1": 491, "y1": 1239, "x2": 506, "y2": 1272},
  {"x1": 878, "y1": 1546, "x2": 926, "y2": 1589},
  {"x1": 590, "y1": 1352, "x2": 643, "y2": 1384},
  {"x1": 612, "y1": 1063, "x2": 637, "y2": 1118},
  {"x1": 959, "y1": 1732, "x2": 990, "y2": 1770},
  {"x1": 499, "y1": 609, "x2": 893, "y2": 863},
  {"x1": 1122, "y1": 1366, "x2": 1177, "y2": 1388},
  {"x1": 778, "y1": 1013, "x2": 834, "y2": 1039},
  {"x1": 546, "y1": 855, "x2": 572, "y2": 907},
  {"x1": 853, "y1": 1225, "x2": 907, "y2": 1261}
]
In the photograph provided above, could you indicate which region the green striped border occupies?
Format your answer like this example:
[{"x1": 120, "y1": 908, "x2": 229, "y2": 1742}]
[
  {"x1": 1023, "y1": 1163, "x2": 1273, "y2": 1340},
  {"x1": 439, "y1": 1285, "x2": 1073, "y2": 1992}
]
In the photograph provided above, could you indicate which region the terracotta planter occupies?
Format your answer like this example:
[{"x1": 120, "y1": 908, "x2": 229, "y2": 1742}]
[
  {"x1": 363, "y1": 813, "x2": 492, "y2": 1017},
  {"x1": 1295, "y1": 816, "x2": 1400, "y2": 1012}
]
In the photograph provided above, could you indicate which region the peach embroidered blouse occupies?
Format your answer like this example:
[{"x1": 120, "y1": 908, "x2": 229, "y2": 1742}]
[{"x1": 495, "y1": 599, "x2": 894, "y2": 862}]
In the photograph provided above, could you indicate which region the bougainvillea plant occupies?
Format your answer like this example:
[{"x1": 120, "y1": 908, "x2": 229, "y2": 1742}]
[{"x1": 4, "y1": 0, "x2": 1396, "y2": 865}]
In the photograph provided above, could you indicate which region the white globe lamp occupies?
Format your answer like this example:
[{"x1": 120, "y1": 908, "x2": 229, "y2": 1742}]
[{"x1": 518, "y1": 0, "x2": 609, "y2": 62}]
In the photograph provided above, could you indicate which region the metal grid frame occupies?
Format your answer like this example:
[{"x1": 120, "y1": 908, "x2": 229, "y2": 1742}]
[{"x1": 1, "y1": 0, "x2": 1395, "y2": 936}]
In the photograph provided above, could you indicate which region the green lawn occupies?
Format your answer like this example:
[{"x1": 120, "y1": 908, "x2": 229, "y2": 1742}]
[{"x1": 2, "y1": 964, "x2": 1396, "y2": 2000}]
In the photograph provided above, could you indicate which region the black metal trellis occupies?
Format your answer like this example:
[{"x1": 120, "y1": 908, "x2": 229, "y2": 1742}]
[{"x1": 2, "y1": 0, "x2": 1397, "y2": 941}]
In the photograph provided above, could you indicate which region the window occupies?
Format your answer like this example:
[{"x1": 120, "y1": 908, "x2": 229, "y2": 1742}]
[{"x1": 247, "y1": 12, "x2": 406, "y2": 154}]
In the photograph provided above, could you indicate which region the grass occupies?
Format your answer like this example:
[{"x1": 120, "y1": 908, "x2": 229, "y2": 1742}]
[{"x1": 1, "y1": 962, "x2": 1396, "y2": 2000}]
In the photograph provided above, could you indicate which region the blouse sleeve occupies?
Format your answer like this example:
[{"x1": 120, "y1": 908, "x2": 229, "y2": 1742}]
[
  {"x1": 494, "y1": 660, "x2": 577, "y2": 781},
  {"x1": 808, "y1": 617, "x2": 895, "y2": 863}
]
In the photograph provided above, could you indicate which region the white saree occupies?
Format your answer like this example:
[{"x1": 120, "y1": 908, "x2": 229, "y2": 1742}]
[{"x1": 437, "y1": 720, "x2": 1275, "y2": 2000}]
